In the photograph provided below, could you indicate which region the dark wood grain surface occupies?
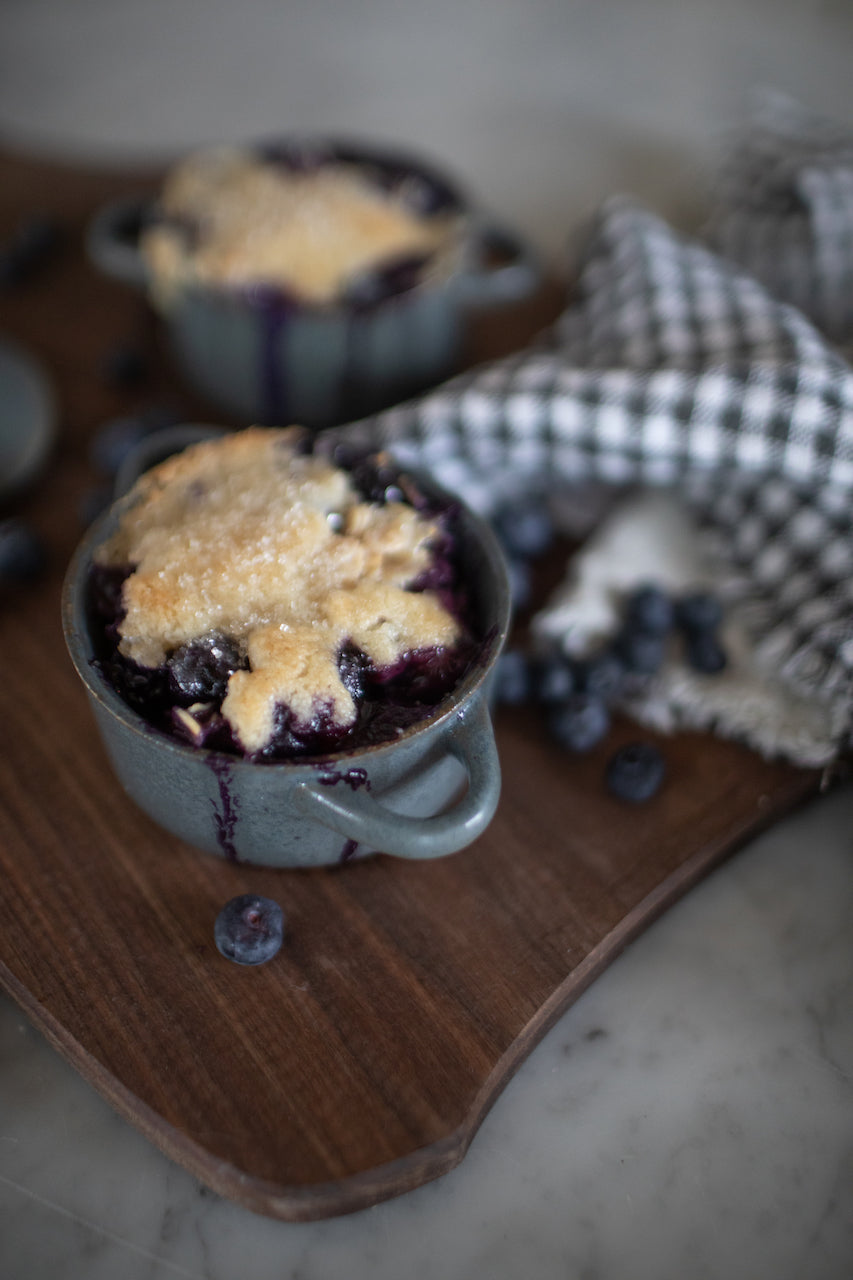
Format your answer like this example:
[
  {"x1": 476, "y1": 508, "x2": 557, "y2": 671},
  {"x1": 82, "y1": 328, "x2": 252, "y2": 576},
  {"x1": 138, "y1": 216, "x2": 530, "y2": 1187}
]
[{"x1": 0, "y1": 148, "x2": 824, "y2": 1221}]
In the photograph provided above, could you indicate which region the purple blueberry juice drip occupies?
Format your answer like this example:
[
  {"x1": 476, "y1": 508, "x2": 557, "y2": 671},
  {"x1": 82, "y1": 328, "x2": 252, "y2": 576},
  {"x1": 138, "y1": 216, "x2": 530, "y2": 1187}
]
[
  {"x1": 206, "y1": 754, "x2": 240, "y2": 861},
  {"x1": 237, "y1": 284, "x2": 298, "y2": 425},
  {"x1": 88, "y1": 449, "x2": 485, "y2": 763}
]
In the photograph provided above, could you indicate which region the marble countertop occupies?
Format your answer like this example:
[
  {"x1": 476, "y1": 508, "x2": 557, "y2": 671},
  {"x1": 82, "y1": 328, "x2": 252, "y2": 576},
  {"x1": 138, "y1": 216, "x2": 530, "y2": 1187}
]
[{"x1": 1, "y1": 2, "x2": 852, "y2": 1276}]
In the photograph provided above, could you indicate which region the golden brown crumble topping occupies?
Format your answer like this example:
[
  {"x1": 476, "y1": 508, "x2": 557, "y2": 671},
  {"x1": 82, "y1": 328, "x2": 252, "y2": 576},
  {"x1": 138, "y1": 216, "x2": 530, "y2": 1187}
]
[
  {"x1": 95, "y1": 428, "x2": 459, "y2": 752},
  {"x1": 141, "y1": 147, "x2": 464, "y2": 305}
]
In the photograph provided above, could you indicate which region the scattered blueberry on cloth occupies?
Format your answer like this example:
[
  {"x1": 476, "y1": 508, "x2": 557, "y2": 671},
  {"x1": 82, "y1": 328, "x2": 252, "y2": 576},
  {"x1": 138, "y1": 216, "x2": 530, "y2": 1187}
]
[{"x1": 328, "y1": 96, "x2": 853, "y2": 767}]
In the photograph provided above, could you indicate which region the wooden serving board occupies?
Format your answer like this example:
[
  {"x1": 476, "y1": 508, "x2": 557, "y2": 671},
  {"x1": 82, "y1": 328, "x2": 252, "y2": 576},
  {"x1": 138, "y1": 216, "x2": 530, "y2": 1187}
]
[{"x1": 0, "y1": 149, "x2": 827, "y2": 1221}]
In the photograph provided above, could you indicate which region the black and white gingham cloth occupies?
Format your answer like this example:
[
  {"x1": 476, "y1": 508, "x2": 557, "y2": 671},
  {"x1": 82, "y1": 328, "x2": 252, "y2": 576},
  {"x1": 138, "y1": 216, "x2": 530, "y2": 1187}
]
[
  {"x1": 330, "y1": 101, "x2": 853, "y2": 760},
  {"x1": 705, "y1": 91, "x2": 853, "y2": 348}
]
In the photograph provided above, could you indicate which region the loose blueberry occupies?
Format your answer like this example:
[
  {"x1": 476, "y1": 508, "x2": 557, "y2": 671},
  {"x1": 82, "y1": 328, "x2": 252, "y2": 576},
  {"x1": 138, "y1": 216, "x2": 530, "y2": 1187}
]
[
  {"x1": 493, "y1": 648, "x2": 531, "y2": 705},
  {"x1": 624, "y1": 583, "x2": 675, "y2": 635},
  {"x1": 605, "y1": 741, "x2": 666, "y2": 802},
  {"x1": 0, "y1": 519, "x2": 46, "y2": 586},
  {"x1": 547, "y1": 692, "x2": 610, "y2": 752},
  {"x1": 574, "y1": 649, "x2": 627, "y2": 703},
  {"x1": 676, "y1": 590, "x2": 723, "y2": 634},
  {"x1": 493, "y1": 498, "x2": 553, "y2": 559},
  {"x1": 616, "y1": 627, "x2": 666, "y2": 676},
  {"x1": 167, "y1": 632, "x2": 246, "y2": 703},
  {"x1": 685, "y1": 629, "x2": 728, "y2": 674},
  {"x1": 534, "y1": 652, "x2": 575, "y2": 704},
  {"x1": 214, "y1": 894, "x2": 284, "y2": 966}
]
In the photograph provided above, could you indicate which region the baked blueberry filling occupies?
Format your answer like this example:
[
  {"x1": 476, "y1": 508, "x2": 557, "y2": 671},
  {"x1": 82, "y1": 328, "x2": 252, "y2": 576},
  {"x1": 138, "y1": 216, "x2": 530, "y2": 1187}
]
[{"x1": 88, "y1": 435, "x2": 481, "y2": 761}]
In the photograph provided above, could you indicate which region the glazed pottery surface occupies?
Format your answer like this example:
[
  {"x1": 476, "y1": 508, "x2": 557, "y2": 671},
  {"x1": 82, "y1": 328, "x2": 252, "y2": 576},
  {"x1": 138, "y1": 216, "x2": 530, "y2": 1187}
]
[{"x1": 62, "y1": 458, "x2": 510, "y2": 867}]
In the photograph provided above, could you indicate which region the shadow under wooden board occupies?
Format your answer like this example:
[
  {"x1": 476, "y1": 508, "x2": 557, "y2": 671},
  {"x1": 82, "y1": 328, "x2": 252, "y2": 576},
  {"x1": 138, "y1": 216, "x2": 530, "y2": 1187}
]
[{"x1": 0, "y1": 148, "x2": 828, "y2": 1221}]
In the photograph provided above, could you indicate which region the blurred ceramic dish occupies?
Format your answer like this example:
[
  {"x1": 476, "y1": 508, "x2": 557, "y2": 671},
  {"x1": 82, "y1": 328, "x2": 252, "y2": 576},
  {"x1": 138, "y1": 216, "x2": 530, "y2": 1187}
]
[
  {"x1": 62, "y1": 425, "x2": 510, "y2": 868},
  {"x1": 86, "y1": 137, "x2": 542, "y2": 429},
  {"x1": 0, "y1": 335, "x2": 56, "y2": 502}
]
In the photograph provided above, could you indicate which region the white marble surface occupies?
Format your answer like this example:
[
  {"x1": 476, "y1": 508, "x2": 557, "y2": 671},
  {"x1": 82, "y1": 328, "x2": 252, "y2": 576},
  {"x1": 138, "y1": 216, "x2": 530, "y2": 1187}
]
[{"x1": 1, "y1": 2, "x2": 853, "y2": 1277}]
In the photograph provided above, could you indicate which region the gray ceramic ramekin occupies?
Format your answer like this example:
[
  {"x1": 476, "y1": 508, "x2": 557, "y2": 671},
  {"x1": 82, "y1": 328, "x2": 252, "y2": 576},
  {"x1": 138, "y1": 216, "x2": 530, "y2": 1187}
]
[
  {"x1": 86, "y1": 137, "x2": 541, "y2": 429},
  {"x1": 62, "y1": 454, "x2": 510, "y2": 868}
]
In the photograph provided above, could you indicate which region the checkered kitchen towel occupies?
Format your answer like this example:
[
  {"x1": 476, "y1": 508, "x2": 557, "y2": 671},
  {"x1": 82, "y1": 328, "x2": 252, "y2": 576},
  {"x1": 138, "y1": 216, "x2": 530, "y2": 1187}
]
[
  {"x1": 705, "y1": 90, "x2": 853, "y2": 348},
  {"x1": 330, "y1": 98, "x2": 853, "y2": 766}
]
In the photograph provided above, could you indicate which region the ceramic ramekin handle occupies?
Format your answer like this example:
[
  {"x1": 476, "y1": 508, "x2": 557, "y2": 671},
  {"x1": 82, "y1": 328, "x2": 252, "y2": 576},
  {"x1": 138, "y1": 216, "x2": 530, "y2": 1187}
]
[
  {"x1": 86, "y1": 196, "x2": 153, "y2": 288},
  {"x1": 454, "y1": 222, "x2": 542, "y2": 306},
  {"x1": 294, "y1": 699, "x2": 501, "y2": 860}
]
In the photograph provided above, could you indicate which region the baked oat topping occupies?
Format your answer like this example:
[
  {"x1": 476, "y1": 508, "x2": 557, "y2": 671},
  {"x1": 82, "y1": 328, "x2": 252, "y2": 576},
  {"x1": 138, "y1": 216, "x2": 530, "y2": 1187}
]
[
  {"x1": 141, "y1": 147, "x2": 464, "y2": 305},
  {"x1": 95, "y1": 428, "x2": 459, "y2": 753}
]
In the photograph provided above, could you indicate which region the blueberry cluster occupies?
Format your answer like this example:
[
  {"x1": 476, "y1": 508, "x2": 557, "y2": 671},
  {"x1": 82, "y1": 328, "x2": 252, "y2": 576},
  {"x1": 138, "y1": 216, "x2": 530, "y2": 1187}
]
[{"x1": 493, "y1": 578, "x2": 730, "y2": 803}]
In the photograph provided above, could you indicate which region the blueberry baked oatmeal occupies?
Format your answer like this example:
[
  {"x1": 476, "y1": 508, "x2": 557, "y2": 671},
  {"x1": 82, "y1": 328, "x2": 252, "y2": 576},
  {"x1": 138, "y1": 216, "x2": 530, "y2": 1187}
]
[
  {"x1": 140, "y1": 143, "x2": 466, "y2": 307},
  {"x1": 89, "y1": 428, "x2": 479, "y2": 759}
]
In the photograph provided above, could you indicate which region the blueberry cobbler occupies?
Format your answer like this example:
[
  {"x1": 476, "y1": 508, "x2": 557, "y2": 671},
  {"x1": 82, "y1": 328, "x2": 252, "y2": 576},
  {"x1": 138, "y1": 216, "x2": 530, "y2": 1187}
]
[
  {"x1": 89, "y1": 428, "x2": 478, "y2": 759},
  {"x1": 140, "y1": 143, "x2": 466, "y2": 308}
]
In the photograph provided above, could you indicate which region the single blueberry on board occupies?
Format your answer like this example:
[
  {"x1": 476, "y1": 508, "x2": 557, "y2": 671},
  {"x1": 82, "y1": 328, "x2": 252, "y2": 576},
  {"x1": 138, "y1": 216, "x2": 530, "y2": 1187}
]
[
  {"x1": 616, "y1": 627, "x2": 666, "y2": 676},
  {"x1": 547, "y1": 692, "x2": 610, "y2": 753},
  {"x1": 623, "y1": 583, "x2": 675, "y2": 635},
  {"x1": 0, "y1": 518, "x2": 47, "y2": 586},
  {"x1": 493, "y1": 498, "x2": 553, "y2": 560},
  {"x1": 574, "y1": 649, "x2": 627, "y2": 703},
  {"x1": 214, "y1": 895, "x2": 285, "y2": 966},
  {"x1": 685, "y1": 629, "x2": 728, "y2": 674},
  {"x1": 492, "y1": 648, "x2": 531, "y2": 706},
  {"x1": 676, "y1": 590, "x2": 724, "y2": 634},
  {"x1": 605, "y1": 741, "x2": 666, "y2": 802},
  {"x1": 534, "y1": 653, "x2": 575, "y2": 704}
]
